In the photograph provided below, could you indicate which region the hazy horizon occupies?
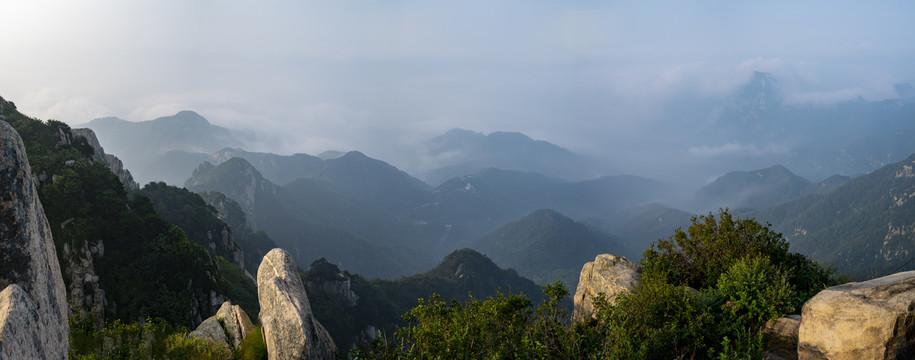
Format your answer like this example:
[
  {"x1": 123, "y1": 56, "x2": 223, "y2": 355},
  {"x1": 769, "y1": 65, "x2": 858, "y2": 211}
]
[{"x1": 2, "y1": 1, "x2": 913, "y2": 186}]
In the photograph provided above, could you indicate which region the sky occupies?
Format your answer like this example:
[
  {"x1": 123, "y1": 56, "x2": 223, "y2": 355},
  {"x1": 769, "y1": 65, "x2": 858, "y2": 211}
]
[{"x1": 1, "y1": 0, "x2": 913, "y2": 179}]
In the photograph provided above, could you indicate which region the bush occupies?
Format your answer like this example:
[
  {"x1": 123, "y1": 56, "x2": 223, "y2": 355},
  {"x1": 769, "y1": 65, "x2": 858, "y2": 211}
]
[
  {"x1": 353, "y1": 282, "x2": 578, "y2": 359},
  {"x1": 163, "y1": 333, "x2": 232, "y2": 359},
  {"x1": 234, "y1": 326, "x2": 268, "y2": 360},
  {"x1": 589, "y1": 273, "x2": 721, "y2": 359},
  {"x1": 642, "y1": 209, "x2": 832, "y2": 312}
]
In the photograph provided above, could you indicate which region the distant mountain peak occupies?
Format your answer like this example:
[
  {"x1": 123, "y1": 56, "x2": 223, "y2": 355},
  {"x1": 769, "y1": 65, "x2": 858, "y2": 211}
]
[
  {"x1": 749, "y1": 71, "x2": 777, "y2": 84},
  {"x1": 339, "y1": 150, "x2": 369, "y2": 160},
  {"x1": 153, "y1": 110, "x2": 211, "y2": 127},
  {"x1": 725, "y1": 71, "x2": 783, "y2": 127}
]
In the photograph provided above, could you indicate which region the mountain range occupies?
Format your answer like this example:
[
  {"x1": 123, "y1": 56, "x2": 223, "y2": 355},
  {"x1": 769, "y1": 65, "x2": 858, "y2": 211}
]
[
  {"x1": 5, "y1": 69, "x2": 915, "y2": 354},
  {"x1": 65, "y1": 71, "x2": 915, "y2": 285},
  {"x1": 751, "y1": 154, "x2": 915, "y2": 279},
  {"x1": 691, "y1": 165, "x2": 849, "y2": 212}
]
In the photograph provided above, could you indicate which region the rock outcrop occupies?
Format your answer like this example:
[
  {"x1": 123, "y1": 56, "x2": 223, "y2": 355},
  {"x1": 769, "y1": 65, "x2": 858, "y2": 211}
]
[
  {"x1": 798, "y1": 270, "x2": 915, "y2": 359},
  {"x1": 189, "y1": 302, "x2": 255, "y2": 352},
  {"x1": 188, "y1": 303, "x2": 255, "y2": 351},
  {"x1": 258, "y1": 248, "x2": 336, "y2": 360},
  {"x1": 0, "y1": 120, "x2": 69, "y2": 358},
  {"x1": 307, "y1": 275, "x2": 358, "y2": 307},
  {"x1": 189, "y1": 277, "x2": 227, "y2": 326},
  {"x1": 71, "y1": 128, "x2": 139, "y2": 190},
  {"x1": 61, "y1": 239, "x2": 107, "y2": 330},
  {"x1": 572, "y1": 254, "x2": 639, "y2": 322}
]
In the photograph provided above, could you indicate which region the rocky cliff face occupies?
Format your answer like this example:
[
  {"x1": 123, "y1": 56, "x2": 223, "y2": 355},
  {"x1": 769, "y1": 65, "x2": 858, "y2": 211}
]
[
  {"x1": 70, "y1": 128, "x2": 139, "y2": 190},
  {"x1": 186, "y1": 159, "x2": 277, "y2": 231},
  {"x1": 258, "y1": 248, "x2": 336, "y2": 360},
  {"x1": 572, "y1": 254, "x2": 639, "y2": 322},
  {"x1": 0, "y1": 120, "x2": 69, "y2": 358}
]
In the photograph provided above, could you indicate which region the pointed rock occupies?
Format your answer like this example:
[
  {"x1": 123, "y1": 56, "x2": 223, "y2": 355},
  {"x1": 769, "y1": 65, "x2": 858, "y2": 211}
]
[
  {"x1": 572, "y1": 254, "x2": 639, "y2": 322},
  {"x1": 258, "y1": 248, "x2": 336, "y2": 359},
  {"x1": 216, "y1": 301, "x2": 255, "y2": 348},
  {"x1": 0, "y1": 120, "x2": 69, "y2": 358}
]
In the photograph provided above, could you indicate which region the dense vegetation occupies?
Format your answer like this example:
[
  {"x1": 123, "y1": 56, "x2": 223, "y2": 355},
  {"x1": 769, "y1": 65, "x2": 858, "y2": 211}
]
[
  {"x1": 68, "y1": 312, "x2": 268, "y2": 360},
  {"x1": 139, "y1": 182, "x2": 261, "y2": 316},
  {"x1": 197, "y1": 191, "x2": 277, "y2": 274},
  {"x1": 750, "y1": 154, "x2": 915, "y2": 279},
  {"x1": 301, "y1": 248, "x2": 544, "y2": 351},
  {"x1": 353, "y1": 210, "x2": 836, "y2": 359},
  {"x1": 2, "y1": 97, "x2": 232, "y2": 328}
]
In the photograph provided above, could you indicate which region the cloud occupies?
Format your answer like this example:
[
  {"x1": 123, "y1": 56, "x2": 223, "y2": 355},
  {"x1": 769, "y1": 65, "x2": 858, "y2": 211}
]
[
  {"x1": 687, "y1": 142, "x2": 791, "y2": 158},
  {"x1": 784, "y1": 88, "x2": 864, "y2": 105},
  {"x1": 0, "y1": 1, "x2": 913, "y2": 188}
]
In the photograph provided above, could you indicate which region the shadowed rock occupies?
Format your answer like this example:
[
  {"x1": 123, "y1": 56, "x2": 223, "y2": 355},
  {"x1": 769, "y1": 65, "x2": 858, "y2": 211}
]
[
  {"x1": 763, "y1": 315, "x2": 800, "y2": 360},
  {"x1": 188, "y1": 317, "x2": 229, "y2": 346},
  {"x1": 217, "y1": 301, "x2": 255, "y2": 348}
]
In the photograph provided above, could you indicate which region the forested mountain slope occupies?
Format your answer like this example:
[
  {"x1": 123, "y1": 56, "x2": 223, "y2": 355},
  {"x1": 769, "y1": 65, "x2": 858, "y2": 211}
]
[{"x1": 752, "y1": 154, "x2": 915, "y2": 279}]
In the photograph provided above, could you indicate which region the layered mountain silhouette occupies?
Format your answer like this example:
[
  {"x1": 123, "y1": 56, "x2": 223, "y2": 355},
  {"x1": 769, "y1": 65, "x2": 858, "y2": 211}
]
[
  {"x1": 692, "y1": 165, "x2": 849, "y2": 211},
  {"x1": 80, "y1": 112, "x2": 246, "y2": 184},
  {"x1": 185, "y1": 157, "x2": 439, "y2": 279},
  {"x1": 422, "y1": 129, "x2": 604, "y2": 186},
  {"x1": 472, "y1": 209, "x2": 630, "y2": 288}
]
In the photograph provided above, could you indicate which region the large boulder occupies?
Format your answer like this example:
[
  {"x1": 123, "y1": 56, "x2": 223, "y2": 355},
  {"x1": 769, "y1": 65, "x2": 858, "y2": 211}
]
[
  {"x1": 0, "y1": 120, "x2": 69, "y2": 358},
  {"x1": 258, "y1": 248, "x2": 336, "y2": 360},
  {"x1": 572, "y1": 254, "x2": 639, "y2": 322},
  {"x1": 799, "y1": 271, "x2": 915, "y2": 359}
]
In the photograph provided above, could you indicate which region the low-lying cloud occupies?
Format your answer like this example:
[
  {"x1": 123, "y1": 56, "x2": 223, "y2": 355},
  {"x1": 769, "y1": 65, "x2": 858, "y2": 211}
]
[{"x1": 687, "y1": 142, "x2": 792, "y2": 158}]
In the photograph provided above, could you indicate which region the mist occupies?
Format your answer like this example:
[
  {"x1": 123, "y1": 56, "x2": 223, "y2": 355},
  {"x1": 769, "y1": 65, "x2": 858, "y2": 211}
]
[{"x1": 1, "y1": 1, "x2": 913, "y2": 188}]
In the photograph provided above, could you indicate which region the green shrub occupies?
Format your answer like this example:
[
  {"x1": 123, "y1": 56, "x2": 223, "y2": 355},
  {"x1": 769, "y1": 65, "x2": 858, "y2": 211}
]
[
  {"x1": 714, "y1": 256, "x2": 795, "y2": 358},
  {"x1": 163, "y1": 333, "x2": 232, "y2": 359},
  {"x1": 353, "y1": 282, "x2": 578, "y2": 359},
  {"x1": 590, "y1": 273, "x2": 721, "y2": 359},
  {"x1": 68, "y1": 315, "x2": 232, "y2": 360},
  {"x1": 234, "y1": 326, "x2": 268, "y2": 360},
  {"x1": 642, "y1": 209, "x2": 832, "y2": 312}
]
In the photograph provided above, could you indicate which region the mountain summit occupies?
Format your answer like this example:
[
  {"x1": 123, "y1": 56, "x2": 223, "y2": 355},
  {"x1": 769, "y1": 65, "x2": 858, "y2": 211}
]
[{"x1": 725, "y1": 71, "x2": 782, "y2": 128}]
